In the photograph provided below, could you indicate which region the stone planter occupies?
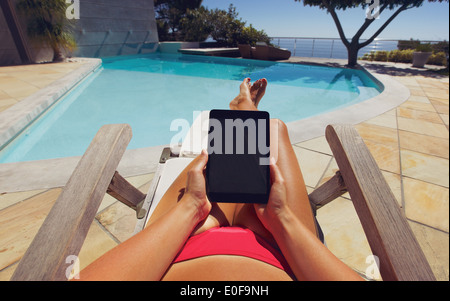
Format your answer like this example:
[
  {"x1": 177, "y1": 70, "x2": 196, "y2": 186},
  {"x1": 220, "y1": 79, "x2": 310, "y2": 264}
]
[{"x1": 412, "y1": 52, "x2": 432, "y2": 68}]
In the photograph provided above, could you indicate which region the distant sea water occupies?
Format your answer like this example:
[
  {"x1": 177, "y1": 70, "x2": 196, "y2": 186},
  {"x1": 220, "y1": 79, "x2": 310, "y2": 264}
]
[{"x1": 269, "y1": 38, "x2": 401, "y2": 59}]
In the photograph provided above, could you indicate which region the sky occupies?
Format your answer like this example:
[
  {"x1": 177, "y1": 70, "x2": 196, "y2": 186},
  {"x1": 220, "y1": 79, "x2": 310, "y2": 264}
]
[{"x1": 201, "y1": 0, "x2": 449, "y2": 41}]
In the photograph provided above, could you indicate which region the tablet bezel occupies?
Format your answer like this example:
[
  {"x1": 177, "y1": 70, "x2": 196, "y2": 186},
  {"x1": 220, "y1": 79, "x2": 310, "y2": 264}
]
[{"x1": 206, "y1": 109, "x2": 271, "y2": 204}]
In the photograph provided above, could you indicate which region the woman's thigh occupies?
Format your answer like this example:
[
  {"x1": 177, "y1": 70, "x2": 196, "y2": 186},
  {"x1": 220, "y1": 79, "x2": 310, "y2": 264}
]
[
  {"x1": 232, "y1": 119, "x2": 317, "y2": 244},
  {"x1": 146, "y1": 155, "x2": 237, "y2": 235},
  {"x1": 147, "y1": 119, "x2": 317, "y2": 241}
]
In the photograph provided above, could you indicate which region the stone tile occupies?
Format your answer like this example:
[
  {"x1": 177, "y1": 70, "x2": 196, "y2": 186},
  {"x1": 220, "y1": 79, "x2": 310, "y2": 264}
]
[
  {"x1": 0, "y1": 218, "x2": 118, "y2": 281},
  {"x1": 408, "y1": 95, "x2": 430, "y2": 103},
  {"x1": 2, "y1": 85, "x2": 40, "y2": 101},
  {"x1": 0, "y1": 89, "x2": 12, "y2": 100},
  {"x1": 400, "y1": 100, "x2": 437, "y2": 113},
  {"x1": 381, "y1": 171, "x2": 403, "y2": 207},
  {"x1": 355, "y1": 123, "x2": 399, "y2": 147},
  {"x1": 75, "y1": 222, "x2": 118, "y2": 276},
  {"x1": 423, "y1": 89, "x2": 449, "y2": 101},
  {"x1": 397, "y1": 117, "x2": 449, "y2": 139},
  {"x1": 403, "y1": 177, "x2": 449, "y2": 232},
  {"x1": 399, "y1": 130, "x2": 449, "y2": 159},
  {"x1": 0, "y1": 189, "x2": 61, "y2": 271},
  {"x1": 440, "y1": 114, "x2": 449, "y2": 126},
  {"x1": 401, "y1": 150, "x2": 449, "y2": 188},
  {"x1": 0, "y1": 98, "x2": 18, "y2": 112},
  {"x1": 96, "y1": 201, "x2": 137, "y2": 243},
  {"x1": 364, "y1": 140, "x2": 400, "y2": 174},
  {"x1": 428, "y1": 95, "x2": 449, "y2": 106},
  {"x1": 397, "y1": 107, "x2": 443, "y2": 124},
  {"x1": 0, "y1": 263, "x2": 15, "y2": 281},
  {"x1": 429, "y1": 97, "x2": 449, "y2": 115},
  {"x1": 126, "y1": 173, "x2": 155, "y2": 192},
  {"x1": 363, "y1": 112, "x2": 398, "y2": 129},
  {"x1": 0, "y1": 189, "x2": 46, "y2": 211},
  {"x1": 295, "y1": 135, "x2": 333, "y2": 156},
  {"x1": 316, "y1": 158, "x2": 350, "y2": 200},
  {"x1": 409, "y1": 222, "x2": 449, "y2": 281},
  {"x1": 385, "y1": 108, "x2": 397, "y2": 116},
  {"x1": 395, "y1": 77, "x2": 419, "y2": 87},
  {"x1": 409, "y1": 87, "x2": 426, "y2": 97},
  {"x1": 292, "y1": 146, "x2": 332, "y2": 188},
  {"x1": 316, "y1": 197, "x2": 375, "y2": 278}
]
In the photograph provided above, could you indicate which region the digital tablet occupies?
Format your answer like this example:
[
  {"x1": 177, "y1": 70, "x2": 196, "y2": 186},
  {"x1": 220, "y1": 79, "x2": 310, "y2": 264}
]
[{"x1": 206, "y1": 109, "x2": 270, "y2": 204}]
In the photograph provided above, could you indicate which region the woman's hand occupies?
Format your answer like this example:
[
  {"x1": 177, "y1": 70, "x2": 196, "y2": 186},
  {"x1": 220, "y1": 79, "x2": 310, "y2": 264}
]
[
  {"x1": 254, "y1": 158, "x2": 292, "y2": 234},
  {"x1": 181, "y1": 149, "x2": 212, "y2": 224}
]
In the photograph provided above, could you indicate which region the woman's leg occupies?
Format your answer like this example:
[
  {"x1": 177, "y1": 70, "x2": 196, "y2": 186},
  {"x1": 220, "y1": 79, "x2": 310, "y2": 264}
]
[
  {"x1": 147, "y1": 78, "x2": 264, "y2": 233},
  {"x1": 148, "y1": 78, "x2": 316, "y2": 241},
  {"x1": 230, "y1": 79, "x2": 317, "y2": 246},
  {"x1": 146, "y1": 155, "x2": 238, "y2": 234}
]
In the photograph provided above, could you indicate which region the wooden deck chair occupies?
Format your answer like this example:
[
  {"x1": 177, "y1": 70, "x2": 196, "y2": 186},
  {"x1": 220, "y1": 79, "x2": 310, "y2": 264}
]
[{"x1": 10, "y1": 122, "x2": 436, "y2": 281}]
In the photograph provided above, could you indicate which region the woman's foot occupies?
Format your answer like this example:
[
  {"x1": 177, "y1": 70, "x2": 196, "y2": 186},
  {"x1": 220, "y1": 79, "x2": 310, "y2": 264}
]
[
  {"x1": 250, "y1": 78, "x2": 267, "y2": 108},
  {"x1": 229, "y1": 78, "x2": 267, "y2": 111}
]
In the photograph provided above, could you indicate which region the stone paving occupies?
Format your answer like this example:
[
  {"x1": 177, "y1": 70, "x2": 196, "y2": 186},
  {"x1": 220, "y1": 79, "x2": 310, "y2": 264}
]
[{"x1": 0, "y1": 58, "x2": 448, "y2": 281}]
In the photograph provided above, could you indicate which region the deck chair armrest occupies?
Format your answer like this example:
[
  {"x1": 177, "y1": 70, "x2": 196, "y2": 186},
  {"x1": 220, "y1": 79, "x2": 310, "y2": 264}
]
[
  {"x1": 309, "y1": 171, "x2": 347, "y2": 213},
  {"x1": 11, "y1": 124, "x2": 132, "y2": 281},
  {"x1": 326, "y1": 124, "x2": 435, "y2": 281}
]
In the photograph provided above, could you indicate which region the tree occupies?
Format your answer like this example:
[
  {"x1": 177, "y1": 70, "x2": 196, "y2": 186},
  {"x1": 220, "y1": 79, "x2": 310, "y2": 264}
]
[
  {"x1": 180, "y1": 4, "x2": 272, "y2": 46},
  {"x1": 155, "y1": 0, "x2": 203, "y2": 40},
  {"x1": 16, "y1": 0, "x2": 76, "y2": 62},
  {"x1": 295, "y1": 0, "x2": 449, "y2": 67},
  {"x1": 179, "y1": 6, "x2": 211, "y2": 42}
]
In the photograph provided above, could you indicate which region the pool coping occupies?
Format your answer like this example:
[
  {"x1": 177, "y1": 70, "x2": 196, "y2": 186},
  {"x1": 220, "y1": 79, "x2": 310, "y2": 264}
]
[
  {"x1": 0, "y1": 58, "x2": 102, "y2": 148},
  {"x1": 0, "y1": 58, "x2": 409, "y2": 193}
]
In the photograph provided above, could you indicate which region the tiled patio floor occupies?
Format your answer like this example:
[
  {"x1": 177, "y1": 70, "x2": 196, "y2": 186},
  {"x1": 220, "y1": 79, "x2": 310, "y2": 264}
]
[{"x1": 0, "y1": 58, "x2": 448, "y2": 281}]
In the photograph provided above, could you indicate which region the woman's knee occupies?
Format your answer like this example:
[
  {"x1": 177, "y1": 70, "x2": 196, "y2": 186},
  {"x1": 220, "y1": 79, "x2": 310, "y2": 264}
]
[
  {"x1": 270, "y1": 118, "x2": 291, "y2": 149},
  {"x1": 271, "y1": 119, "x2": 288, "y2": 135}
]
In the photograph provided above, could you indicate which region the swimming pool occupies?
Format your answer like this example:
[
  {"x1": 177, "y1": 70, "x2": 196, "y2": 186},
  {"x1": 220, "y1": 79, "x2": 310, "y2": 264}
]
[{"x1": 0, "y1": 53, "x2": 382, "y2": 163}]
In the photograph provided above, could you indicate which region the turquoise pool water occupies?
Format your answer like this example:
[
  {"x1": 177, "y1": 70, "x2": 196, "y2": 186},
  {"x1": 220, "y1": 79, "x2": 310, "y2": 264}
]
[{"x1": 0, "y1": 53, "x2": 382, "y2": 163}]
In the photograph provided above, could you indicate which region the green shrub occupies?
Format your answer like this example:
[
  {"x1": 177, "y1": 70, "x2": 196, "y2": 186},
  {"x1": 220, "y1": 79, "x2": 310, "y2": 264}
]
[
  {"x1": 361, "y1": 49, "x2": 447, "y2": 66},
  {"x1": 397, "y1": 39, "x2": 420, "y2": 50},
  {"x1": 374, "y1": 50, "x2": 389, "y2": 61},
  {"x1": 415, "y1": 43, "x2": 433, "y2": 53},
  {"x1": 389, "y1": 49, "x2": 414, "y2": 63},
  {"x1": 361, "y1": 51, "x2": 375, "y2": 61},
  {"x1": 428, "y1": 52, "x2": 448, "y2": 66},
  {"x1": 431, "y1": 41, "x2": 449, "y2": 55},
  {"x1": 237, "y1": 24, "x2": 271, "y2": 46}
]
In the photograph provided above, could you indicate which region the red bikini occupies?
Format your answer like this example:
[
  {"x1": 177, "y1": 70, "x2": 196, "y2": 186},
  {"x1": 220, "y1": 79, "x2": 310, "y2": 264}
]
[{"x1": 173, "y1": 227, "x2": 293, "y2": 276}]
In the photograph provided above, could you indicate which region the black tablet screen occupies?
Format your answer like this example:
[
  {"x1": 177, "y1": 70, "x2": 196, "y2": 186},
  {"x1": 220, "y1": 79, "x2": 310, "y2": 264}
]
[{"x1": 206, "y1": 110, "x2": 270, "y2": 204}]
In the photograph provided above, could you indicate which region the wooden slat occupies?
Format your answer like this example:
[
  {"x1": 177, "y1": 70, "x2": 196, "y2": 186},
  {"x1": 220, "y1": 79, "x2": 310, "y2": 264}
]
[
  {"x1": 326, "y1": 124, "x2": 435, "y2": 281},
  {"x1": 107, "y1": 171, "x2": 147, "y2": 219},
  {"x1": 309, "y1": 171, "x2": 347, "y2": 211},
  {"x1": 11, "y1": 124, "x2": 132, "y2": 281}
]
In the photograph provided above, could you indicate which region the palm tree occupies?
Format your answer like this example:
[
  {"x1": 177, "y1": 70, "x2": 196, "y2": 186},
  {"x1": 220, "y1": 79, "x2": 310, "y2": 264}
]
[{"x1": 16, "y1": 0, "x2": 76, "y2": 62}]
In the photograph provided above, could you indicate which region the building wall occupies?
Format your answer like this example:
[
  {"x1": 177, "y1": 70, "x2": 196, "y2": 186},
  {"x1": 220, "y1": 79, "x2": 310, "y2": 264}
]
[
  {"x1": 73, "y1": 0, "x2": 159, "y2": 57},
  {"x1": 0, "y1": 0, "x2": 159, "y2": 66}
]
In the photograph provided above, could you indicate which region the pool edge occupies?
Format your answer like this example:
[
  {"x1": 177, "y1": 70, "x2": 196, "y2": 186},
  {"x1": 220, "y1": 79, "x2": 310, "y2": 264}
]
[
  {"x1": 0, "y1": 58, "x2": 102, "y2": 151},
  {"x1": 0, "y1": 59, "x2": 409, "y2": 193},
  {"x1": 286, "y1": 68, "x2": 409, "y2": 144}
]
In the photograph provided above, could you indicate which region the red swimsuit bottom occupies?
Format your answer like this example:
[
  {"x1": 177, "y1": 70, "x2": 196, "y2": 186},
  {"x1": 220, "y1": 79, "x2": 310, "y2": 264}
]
[{"x1": 173, "y1": 226, "x2": 293, "y2": 276}]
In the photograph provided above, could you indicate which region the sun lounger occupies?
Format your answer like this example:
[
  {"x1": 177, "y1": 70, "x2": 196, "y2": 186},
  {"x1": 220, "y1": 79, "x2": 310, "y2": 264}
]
[
  {"x1": 11, "y1": 122, "x2": 436, "y2": 281},
  {"x1": 252, "y1": 42, "x2": 291, "y2": 61},
  {"x1": 239, "y1": 43, "x2": 291, "y2": 61},
  {"x1": 238, "y1": 44, "x2": 255, "y2": 59}
]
